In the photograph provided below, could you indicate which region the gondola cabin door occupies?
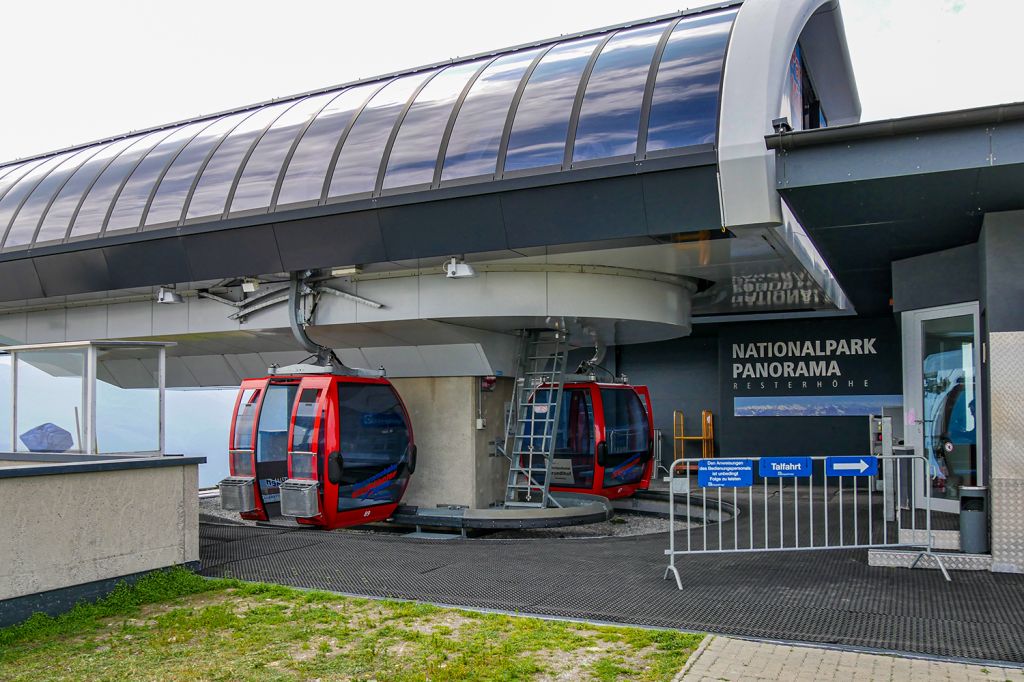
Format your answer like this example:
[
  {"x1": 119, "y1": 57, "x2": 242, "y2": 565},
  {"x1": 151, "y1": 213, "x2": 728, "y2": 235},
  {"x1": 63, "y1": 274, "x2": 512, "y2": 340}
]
[{"x1": 547, "y1": 383, "x2": 654, "y2": 500}]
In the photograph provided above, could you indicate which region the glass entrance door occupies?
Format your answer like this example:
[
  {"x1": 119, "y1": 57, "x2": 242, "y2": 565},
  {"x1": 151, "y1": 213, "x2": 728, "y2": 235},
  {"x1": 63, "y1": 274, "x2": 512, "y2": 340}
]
[{"x1": 902, "y1": 302, "x2": 982, "y2": 513}]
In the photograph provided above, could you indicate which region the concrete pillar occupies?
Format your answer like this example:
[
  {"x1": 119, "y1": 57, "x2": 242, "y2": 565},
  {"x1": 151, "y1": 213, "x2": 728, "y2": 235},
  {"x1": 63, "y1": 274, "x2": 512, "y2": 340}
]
[
  {"x1": 392, "y1": 376, "x2": 512, "y2": 510},
  {"x1": 979, "y1": 211, "x2": 1024, "y2": 572}
]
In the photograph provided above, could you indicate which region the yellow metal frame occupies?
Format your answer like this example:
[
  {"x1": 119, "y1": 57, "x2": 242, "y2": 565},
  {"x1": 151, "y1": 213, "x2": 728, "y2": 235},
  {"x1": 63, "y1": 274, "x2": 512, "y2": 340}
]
[{"x1": 673, "y1": 409, "x2": 714, "y2": 469}]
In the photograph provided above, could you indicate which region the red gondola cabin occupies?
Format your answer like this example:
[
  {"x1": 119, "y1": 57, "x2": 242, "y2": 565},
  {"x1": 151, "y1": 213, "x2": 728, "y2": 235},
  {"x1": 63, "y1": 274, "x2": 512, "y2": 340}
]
[
  {"x1": 523, "y1": 381, "x2": 655, "y2": 499},
  {"x1": 220, "y1": 371, "x2": 415, "y2": 529}
]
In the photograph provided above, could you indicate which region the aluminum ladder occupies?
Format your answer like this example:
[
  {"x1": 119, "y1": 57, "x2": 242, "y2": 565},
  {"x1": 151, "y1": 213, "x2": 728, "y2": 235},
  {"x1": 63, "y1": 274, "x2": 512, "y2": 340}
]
[{"x1": 501, "y1": 329, "x2": 569, "y2": 508}]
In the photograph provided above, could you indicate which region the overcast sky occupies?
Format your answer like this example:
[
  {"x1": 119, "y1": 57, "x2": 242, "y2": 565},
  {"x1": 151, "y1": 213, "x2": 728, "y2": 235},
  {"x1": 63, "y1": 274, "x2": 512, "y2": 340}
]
[{"x1": 1, "y1": 0, "x2": 1023, "y2": 163}]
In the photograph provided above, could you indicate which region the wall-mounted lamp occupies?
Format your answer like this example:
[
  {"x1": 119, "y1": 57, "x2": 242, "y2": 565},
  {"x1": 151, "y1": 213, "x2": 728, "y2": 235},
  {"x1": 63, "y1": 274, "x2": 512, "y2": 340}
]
[
  {"x1": 444, "y1": 256, "x2": 477, "y2": 279},
  {"x1": 771, "y1": 117, "x2": 793, "y2": 134},
  {"x1": 156, "y1": 286, "x2": 183, "y2": 304}
]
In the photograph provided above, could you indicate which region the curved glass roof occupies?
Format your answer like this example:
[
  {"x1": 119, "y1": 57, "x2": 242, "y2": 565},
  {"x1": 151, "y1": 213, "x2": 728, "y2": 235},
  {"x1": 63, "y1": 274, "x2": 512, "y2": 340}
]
[{"x1": 0, "y1": 6, "x2": 736, "y2": 254}]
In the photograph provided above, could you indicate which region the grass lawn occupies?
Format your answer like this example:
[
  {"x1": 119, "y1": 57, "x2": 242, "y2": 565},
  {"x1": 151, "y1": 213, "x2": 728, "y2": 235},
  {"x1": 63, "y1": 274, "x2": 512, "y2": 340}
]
[{"x1": 0, "y1": 569, "x2": 703, "y2": 681}]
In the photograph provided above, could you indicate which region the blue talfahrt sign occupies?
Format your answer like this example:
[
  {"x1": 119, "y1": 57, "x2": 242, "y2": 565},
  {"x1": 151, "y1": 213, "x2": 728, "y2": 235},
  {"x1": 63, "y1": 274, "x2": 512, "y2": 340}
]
[
  {"x1": 759, "y1": 457, "x2": 813, "y2": 478},
  {"x1": 825, "y1": 456, "x2": 878, "y2": 477},
  {"x1": 698, "y1": 459, "x2": 754, "y2": 488}
]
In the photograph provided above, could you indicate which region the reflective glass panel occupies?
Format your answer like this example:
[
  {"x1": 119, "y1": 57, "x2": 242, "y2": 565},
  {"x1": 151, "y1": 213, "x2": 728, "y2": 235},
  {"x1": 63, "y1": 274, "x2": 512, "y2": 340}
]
[
  {"x1": 0, "y1": 161, "x2": 37, "y2": 197},
  {"x1": 232, "y1": 388, "x2": 261, "y2": 450},
  {"x1": 3, "y1": 148, "x2": 95, "y2": 250},
  {"x1": 69, "y1": 130, "x2": 173, "y2": 239},
  {"x1": 551, "y1": 388, "x2": 595, "y2": 490},
  {"x1": 276, "y1": 84, "x2": 379, "y2": 206},
  {"x1": 922, "y1": 314, "x2": 978, "y2": 501},
  {"x1": 600, "y1": 388, "x2": 649, "y2": 487},
  {"x1": 504, "y1": 36, "x2": 602, "y2": 172},
  {"x1": 229, "y1": 92, "x2": 336, "y2": 214},
  {"x1": 0, "y1": 161, "x2": 44, "y2": 201},
  {"x1": 145, "y1": 111, "x2": 252, "y2": 227},
  {"x1": 35, "y1": 137, "x2": 138, "y2": 244},
  {"x1": 255, "y1": 382, "x2": 298, "y2": 503},
  {"x1": 441, "y1": 49, "x2": 542, "y2": 182},
  {"x1": 646, "y1": 9, "x2": 735, "y2": 152},
  {"x1": 336, "y1": 382, "x2": 411, "y2": 511},
  {"x1": 95, "y1": 346, "x2": 160, "y2": 454},
  {"x1": 105, "y1": 121, "x2": 210, "y2": 232},
  {"x1": 14, "y1": 349, "x2": 85, "y2": 453},
  {"x1": 290, "y1": 388, "x2": 321, "y2": 453},
  {"x1": 382, "y1": 61, "x2": 483, "y2": 189},
  {"x1": 0, "y1": 354, "x2": 10, "y2": 450},
  {"x1": 572, "y1": 23, "x2": 667, "y2": 163},
  {"x1": 0, "y1": 153, "x2": 74, "y2": 248},
  {"x1": 328, "y1": 72, "x2": 430, "y2": 198},
  {"x1": 185, "y1": 102, "x2": 292, "y2": 220}
]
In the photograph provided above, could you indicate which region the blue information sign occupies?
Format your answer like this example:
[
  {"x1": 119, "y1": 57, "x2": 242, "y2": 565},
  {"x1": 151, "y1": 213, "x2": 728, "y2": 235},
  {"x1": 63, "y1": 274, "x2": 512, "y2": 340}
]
[
  {"x1": 825, "y1": 456, "x2": 878, "y2": 477},
  {"x1": 697, "y1": 459, "x2": 754, "y2": 488},
  {"x1": 759, "y1": 457, "x2": 813, "y2": 478}
]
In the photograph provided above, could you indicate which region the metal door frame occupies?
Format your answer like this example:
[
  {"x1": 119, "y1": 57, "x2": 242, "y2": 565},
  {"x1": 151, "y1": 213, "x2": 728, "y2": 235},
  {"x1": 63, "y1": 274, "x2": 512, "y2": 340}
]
[{"x1": 901, "y1": 301, "x2": 982, "y2": 513}]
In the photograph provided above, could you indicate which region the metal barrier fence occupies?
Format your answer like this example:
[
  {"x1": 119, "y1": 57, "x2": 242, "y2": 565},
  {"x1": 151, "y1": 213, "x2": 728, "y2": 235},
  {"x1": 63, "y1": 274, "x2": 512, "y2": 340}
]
[{"x1": 663, "y1": 454, "x2": 951, "y2": 588}]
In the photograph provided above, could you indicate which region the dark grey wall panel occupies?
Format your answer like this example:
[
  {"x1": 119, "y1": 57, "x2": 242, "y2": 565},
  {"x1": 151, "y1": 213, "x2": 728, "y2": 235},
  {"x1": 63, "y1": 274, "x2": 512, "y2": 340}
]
[
  {"x1": 642, "y1": 166, "x2": 721, "y2": 236},
  {"x1": 891, "y1": 243, "x2": 979, "y2": 313},
  {"x1": 0, "y1": 258, "x2": 44, "y2": 302},
  {"x1": 183, "y1": 225, "x2": 284, "y2": 280},
  {"x1": 33, "y1": 249, "x2": 112, "y2": 297},
  {"x1": 618, "y1": 333, "x2": 721, "y2": 457},
  {"x1": 980, "y1": 211, "x2": 1024, "y2": 332},
  {"x1": 501, "y1": 176, "x2": 647, "y2": 248},
  {"x1": 103, "y1": 238, "x2": 193, "y2": 289},
  {"x1": 379, "y1": 194, "x2": 506, "y2": 261},
  {"x1": 275, "y1": 212, "x2": 387, "y2": 271}
]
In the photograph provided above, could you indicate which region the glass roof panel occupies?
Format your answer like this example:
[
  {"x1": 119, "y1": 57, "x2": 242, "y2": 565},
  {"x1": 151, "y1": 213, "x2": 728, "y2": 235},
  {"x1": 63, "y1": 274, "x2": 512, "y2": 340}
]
[
  {"x1": 572, "y1": 23, "x2": 668, "y2": 163},
  {"x1": 3, "y1": 148, "x2": 97, "y2": 250},
  {"x1": 0, "y1": 161, "x2": 45, "y2": 212},
  {"x1": 276, "y1": 83, "x2": 379, "y2": 207},
  {"x1": 229, "y1": 92, "x2": 337, "y2": 214},
  {"x1": 0, "y1": 153, "x2": 77, "y2": 248},
  {"x1": 69, "y1": 130, "x2": 175, "y2": 240},
  {"x1": 105, "y1": 121, "x2": 211, "y2": 233},
  {"x1": 185, "y1": 102, "x2": 293, "y2": 220},
  {"x1": 34, "y1": 137, "x2": 139, "y2": 245},
  {"x1": 382, "y1": 61, "x2": 484, "y2": 190},
  {"x1": 646, "y1": 8, "x2": 736, "y2": 153},
  {"x1": 503, "y1": 36, "x2": 603, "y2": 173},
  {"x1": 440, "y1": 49, "x2": 542, "y2": 182},
  {"x1": 0, "y1": 162, "x2": 30, "y2": 189},
  {"x1": 327, "y1": 72, "x2": 431, "y2": 199},
  {"x1": 144, "y1": 111, "x2": 252, "y2": 228}
]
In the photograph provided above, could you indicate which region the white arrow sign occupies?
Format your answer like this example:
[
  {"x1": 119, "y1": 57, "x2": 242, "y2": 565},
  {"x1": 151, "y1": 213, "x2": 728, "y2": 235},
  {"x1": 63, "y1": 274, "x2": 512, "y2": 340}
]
[{"x1": 833, "y1": 459, "x2": 869, "y2": 473}]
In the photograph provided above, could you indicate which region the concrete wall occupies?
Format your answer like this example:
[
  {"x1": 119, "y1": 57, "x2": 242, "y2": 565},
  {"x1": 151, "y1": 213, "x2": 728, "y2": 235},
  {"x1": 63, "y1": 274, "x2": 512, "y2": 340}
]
[
  {"x1": 393, "y1": 376, "x2": 511, "y2": 510},
  {"x1": 0, "y1": 463, "x2": 199, "y2": 601}
]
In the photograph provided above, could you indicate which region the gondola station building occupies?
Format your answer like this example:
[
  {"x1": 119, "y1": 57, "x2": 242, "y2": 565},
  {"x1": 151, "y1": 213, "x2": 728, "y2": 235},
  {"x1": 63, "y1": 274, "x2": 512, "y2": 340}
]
[{"x1": 1, "y1": 0, "x2": 1024, "y2": 619}]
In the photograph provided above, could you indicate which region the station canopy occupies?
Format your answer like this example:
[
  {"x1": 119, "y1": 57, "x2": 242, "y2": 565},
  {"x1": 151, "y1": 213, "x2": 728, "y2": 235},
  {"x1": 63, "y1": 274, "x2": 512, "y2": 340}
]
[{"x1": 0, "y1": 6, "x2": 736, "y2": 254}]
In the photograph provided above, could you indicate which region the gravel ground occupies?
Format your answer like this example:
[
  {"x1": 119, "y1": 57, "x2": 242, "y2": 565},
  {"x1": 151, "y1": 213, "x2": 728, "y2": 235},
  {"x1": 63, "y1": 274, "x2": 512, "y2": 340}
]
[{"x1": 199, "y1": 494, "x2": 694, "y2": 538}]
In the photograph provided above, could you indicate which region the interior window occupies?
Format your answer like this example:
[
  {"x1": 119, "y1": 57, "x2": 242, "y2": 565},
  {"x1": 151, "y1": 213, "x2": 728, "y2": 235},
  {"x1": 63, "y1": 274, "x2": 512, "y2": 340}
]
[
  {"x1": 336, "y1": 383, "x2": 411, "y2": 509},
  {"x1": 551, "y1": 388, "x2": 595, "y2": 489},
  {"x1": 232, "y1": 388, "x2": 261, "y2": 450},
  {"x1": 290, "y1": 388, "x2": 320, "y2": 452},
  {"x1": 600, "y1": 388, "x2": 650, "y2": 487}
]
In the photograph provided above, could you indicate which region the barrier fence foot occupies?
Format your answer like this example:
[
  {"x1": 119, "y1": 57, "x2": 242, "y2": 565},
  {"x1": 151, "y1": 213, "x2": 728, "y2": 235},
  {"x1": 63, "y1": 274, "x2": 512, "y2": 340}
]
[
  {"x1": 910, "y1": 551, "x2": 952, "y2": 582},
  {"x1": 664, "y1": 564, "x2": 683, "y2": 590}
]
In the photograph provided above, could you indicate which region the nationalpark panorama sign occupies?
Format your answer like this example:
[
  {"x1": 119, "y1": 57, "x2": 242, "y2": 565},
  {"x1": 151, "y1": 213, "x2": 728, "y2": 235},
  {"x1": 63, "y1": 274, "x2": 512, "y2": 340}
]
[
  {"x1": 721, "y1": 320, "x2": 902, "y2": 418},
  {"x1": 731, "y1": 337, "x2": 878, "y2": 381}
]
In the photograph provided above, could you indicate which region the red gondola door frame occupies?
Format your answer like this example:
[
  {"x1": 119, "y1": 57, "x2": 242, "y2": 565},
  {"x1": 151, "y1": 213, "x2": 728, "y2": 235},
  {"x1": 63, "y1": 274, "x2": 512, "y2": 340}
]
[{"x1": 285, "y1": 376, "x2": 332, "y2": 527}]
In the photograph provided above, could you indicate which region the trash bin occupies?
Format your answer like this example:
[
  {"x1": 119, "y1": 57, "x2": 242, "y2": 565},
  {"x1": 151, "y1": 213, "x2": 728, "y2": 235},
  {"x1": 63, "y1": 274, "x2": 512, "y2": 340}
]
[{"x1": 959, "y1": 486, "x2": 988, "y2": 554}]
